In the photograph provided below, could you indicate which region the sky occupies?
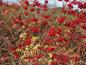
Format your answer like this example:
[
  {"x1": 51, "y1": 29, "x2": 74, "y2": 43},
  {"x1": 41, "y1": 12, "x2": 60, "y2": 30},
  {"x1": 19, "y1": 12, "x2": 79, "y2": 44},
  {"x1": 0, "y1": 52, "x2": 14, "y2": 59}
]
[
  {"x1": 3, "y1": 0, "x2": 19, "y2": 3},
  {"x1": 2, "y1": 0, "x2": 69, "y2": 7},
  {"x1": 2, "y1": 0, "x2": 86, "y2": 4},
  {"x1": 2, "y1": 0, "x2": 82, "y2": 10}
]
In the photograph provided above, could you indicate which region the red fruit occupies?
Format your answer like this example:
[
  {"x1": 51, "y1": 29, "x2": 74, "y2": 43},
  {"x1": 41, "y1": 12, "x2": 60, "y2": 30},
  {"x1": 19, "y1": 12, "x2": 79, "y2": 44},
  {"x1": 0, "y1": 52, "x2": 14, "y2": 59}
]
[
  {"x1": 52, "y1": 54, "x2": 59, "y2": 59},
  {"x1": 50, "y1": 62, "x2": 58, "y2": 65},
  {"x1": 30, "y1": 27, "x2": 40, "y2": 33},
  {"x1": 48, "y1": 27, "x2": 56, "y2": 36},
  {"x1": 61, "y1": 54, "x2": 69, "y2": 64},
  {"x1": 30, "y1": 17, "x2": 38, "y2": 23},
  {"x1": 56, "y1": 37, "x2": 65, "y2": 42},
  {"x1": 81, "y1": 24, "x2": 86, "y2": 29},
  {"x1": 33, "y1": 62, "x2": 39, "y2": 65},
  {"x1": 8, "y1": 46, "x2": 17, "y2": 53},
  {"x1": 24, "y1": 11, "x2": 29, "y2": 16},
  {"x1": 67, "y1": 22, "x2": 76, "y2": 28},
  {"x1": 46, "y1": 47, "x2": 55, "y2": 52},
  {"x1": 42, "y1": 5, "x2": 47, "y2": 11},
  {"x1": 30, "y1": 7, "x2": 34, "y2": 12},
  {"x1": 45, "y1": 0, "x2": 48, "y2": 4},
  {"x1": 57, "y1": 17, "x2": 65, "y2": 23},
  {"x1": 65, "y1": 0, "x2": 69, "y2": 2},
  {"x1": 36, "y1": 2, "x2": 41, "y2": 7},
  {"x1": 24, "y1": 37, "x2": 32, "y2": 46},
  {"x1": 0, "y1": 54, "x2": 8, "y2": 62},
  {"x1": 57, "y1": 27, "x2": 62, "y2": 34},
  {"x1": 42, "y1": 21, "x2": 48, "y2": 26},
  {"x1": 67, "y1": 3, "x2": 73, "y2": 9},
  {"x1": 15, "y1": 18, "x2": 20, "y2": 23},
  {"x1": 13, "y1": 52, "x2": 20, "y2": 59},
  {"x1": 58, "y1": 0, "x2": 62, "y2": 1},
  {"x1": 39, "y1": 47, "x2": 46, "y2": 52},
  {"x1": 73, "y1": 56, "x2": 80, "y2": 62},
  {"x1": 24, "y1": 0, "x2": 29, "y2": 5},
  {"x1": 78, "y1": 35, "x2": 86, "y2": 39},
  {"x1": 43, "y1": 15, "x2": 51, "y2": 20},
  {"x1": 78, "y1": 2, "x2": 83, "y2": 9},
  {"x1": 17, "y1": 43, "x2": 24, "y2": 49},
  {"x1": 23, "y1": 5, "x2": 28, "y2": 10}
]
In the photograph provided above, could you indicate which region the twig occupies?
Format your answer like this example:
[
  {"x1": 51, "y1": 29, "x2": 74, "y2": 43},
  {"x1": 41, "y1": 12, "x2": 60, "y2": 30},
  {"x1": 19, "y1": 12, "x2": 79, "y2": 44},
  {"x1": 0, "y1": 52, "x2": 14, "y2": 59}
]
[
  {"x1": 0, "y1": 14, "x2": 15, "y2": 37},
  {"x1": 79, "y1": 60, "x2": 86, "y2": 65}
]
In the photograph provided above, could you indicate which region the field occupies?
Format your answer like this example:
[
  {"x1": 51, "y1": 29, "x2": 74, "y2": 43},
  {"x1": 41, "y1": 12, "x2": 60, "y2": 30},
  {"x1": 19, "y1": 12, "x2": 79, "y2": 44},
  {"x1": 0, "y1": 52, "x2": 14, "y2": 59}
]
[{"x1": 0, "y1": 1, "x2": 86, "y2": 65}]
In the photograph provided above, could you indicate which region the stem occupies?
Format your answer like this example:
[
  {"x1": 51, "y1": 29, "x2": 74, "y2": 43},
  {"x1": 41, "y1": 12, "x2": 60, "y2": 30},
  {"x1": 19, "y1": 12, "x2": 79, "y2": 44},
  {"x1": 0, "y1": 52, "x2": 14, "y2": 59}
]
[{"x1": 0, "y1": 14, "x2": 15, "y2": 37}]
